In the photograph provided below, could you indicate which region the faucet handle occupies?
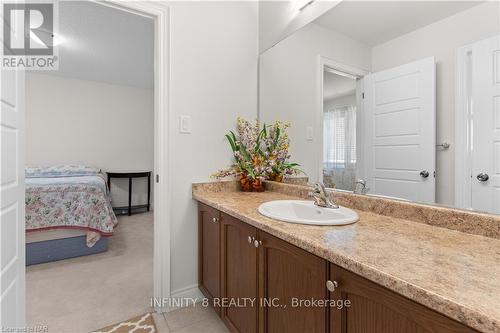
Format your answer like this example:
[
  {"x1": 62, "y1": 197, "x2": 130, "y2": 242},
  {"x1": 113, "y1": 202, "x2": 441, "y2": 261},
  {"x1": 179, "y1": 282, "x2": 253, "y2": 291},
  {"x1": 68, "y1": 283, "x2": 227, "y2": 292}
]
[
  {"x1": 356, "y1": 179, "x2": 366, "y2": 186},
  {"x1": 354, "y1": 179, "x2": 369, "y2": 194}
]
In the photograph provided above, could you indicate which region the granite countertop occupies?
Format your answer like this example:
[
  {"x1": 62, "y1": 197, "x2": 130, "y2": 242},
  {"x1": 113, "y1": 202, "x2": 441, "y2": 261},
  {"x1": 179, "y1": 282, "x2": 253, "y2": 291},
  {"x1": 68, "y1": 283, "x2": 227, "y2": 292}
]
[{"x1": 193, "y1": 185, "x2": 500, "y2": 333}]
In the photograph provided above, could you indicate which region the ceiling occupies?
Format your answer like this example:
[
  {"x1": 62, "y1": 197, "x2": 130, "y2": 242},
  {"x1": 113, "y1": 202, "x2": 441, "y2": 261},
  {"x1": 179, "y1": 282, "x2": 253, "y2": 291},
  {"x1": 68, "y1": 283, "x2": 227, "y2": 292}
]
[
  {"x1": 31, "y1": 1, "x2": 154, "y2": 89},
  {"x1": 323, "y1": 71, "x2": 356, "y2": 101},
  {"x1": 315, "y1": 1, "x2": 483, "y2": 46}
]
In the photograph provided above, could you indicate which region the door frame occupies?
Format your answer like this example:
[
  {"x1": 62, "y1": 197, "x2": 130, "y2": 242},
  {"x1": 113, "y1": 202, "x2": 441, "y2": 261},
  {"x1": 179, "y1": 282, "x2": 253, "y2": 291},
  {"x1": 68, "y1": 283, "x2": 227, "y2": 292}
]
[
  {"x1": 454, "y1": 43, "x2": 473, "y2": 210},
  {"x1": 316, "y1": 55, "x2": 369, "y2": 187},
  {"x1": 91, "y1": 0, "x2": 172, "y2": 311}
]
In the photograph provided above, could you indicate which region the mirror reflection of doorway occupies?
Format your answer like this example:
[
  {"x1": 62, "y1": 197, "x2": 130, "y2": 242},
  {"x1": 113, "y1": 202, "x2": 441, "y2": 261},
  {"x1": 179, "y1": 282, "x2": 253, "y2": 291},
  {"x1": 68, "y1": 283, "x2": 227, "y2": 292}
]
[{"x1": 322, "y1": 68, "x2": 358, "y2": 191}]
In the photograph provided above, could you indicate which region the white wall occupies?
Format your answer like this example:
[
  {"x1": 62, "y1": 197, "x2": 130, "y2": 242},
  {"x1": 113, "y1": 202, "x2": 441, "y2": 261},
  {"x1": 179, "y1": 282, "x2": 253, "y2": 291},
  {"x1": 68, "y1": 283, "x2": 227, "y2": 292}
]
[
  {"x1": 260, "y1": 23, "x2": 371, "y2": 183},
  {"x1": 324, "y1": 94, "x2": 356, "y2": 111},
  {"x1": 259, "y1": 0, "x2": 340, "y2": 52},
  {"x1": 371, "y1": 2, "x2": 500, "y2": 206},
  {"x1": 26, "y1": 73, "x2": 154, "y2": 207},
  {"x1": 167, "y1": 1, "x2": 258, "y2": 295}
]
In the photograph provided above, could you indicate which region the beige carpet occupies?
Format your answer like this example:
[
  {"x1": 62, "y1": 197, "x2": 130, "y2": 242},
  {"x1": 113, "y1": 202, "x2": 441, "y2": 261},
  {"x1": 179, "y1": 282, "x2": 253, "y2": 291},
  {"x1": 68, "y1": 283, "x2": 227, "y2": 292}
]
[
  {"x1": 91, "y1": 313, "x2": 156, "y2": 333},
  {"x1": 26, "y1": 212, "x2": 154, "y2": 333}
]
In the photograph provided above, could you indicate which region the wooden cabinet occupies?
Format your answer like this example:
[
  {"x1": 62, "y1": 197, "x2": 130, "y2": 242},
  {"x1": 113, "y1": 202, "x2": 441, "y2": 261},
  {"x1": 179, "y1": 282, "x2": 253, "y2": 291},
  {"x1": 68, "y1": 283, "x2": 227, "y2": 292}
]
[
  {"x1": 328, "y1": 263, "x2": 478, "y2": 333},
  {"x1": 198, "y1": 203, "x2": 221, "y2": 313},
  {"x1": 221, "y1": 213, "x2": 259, "y2": 333},
  {"x1": 258, "y1": 231, "x2": 328, "y2": 333},
  {"x1": 198, "y1": 205, "x2": 477, "y2": 333}
]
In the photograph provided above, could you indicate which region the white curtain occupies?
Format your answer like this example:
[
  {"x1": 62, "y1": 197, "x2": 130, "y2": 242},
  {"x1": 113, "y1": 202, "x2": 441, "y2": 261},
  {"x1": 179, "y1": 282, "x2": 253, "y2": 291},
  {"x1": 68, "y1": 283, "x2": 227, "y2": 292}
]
[
  {"x1": 323, "y1": 105, "x2": 357, "y2": 190},
  {"x1": 323, "y1": 105, "x2": 357, "y2": 170}
]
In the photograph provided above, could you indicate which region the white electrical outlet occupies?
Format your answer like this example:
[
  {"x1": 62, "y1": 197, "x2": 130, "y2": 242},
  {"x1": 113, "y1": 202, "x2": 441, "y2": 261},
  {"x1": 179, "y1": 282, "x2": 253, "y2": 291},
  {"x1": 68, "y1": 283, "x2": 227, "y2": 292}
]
[{"x1": 179, "y1": 115, "x2": 191, "y2": 134}]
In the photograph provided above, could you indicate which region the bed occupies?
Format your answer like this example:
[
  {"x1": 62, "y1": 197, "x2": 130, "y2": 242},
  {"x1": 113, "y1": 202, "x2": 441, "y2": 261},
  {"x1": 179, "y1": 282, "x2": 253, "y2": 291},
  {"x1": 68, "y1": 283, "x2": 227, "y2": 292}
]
[{"x1": 25, "y1": 166, "x2": 118, "y2": 265}]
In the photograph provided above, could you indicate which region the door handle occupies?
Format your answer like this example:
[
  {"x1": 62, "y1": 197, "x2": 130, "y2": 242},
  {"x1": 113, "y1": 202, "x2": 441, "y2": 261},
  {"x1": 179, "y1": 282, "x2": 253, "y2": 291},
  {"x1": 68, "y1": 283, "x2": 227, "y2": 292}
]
[
  {"x1": 477, "y1": 173, "x2": 489, "y2": 182},
  {"x1": 419, "y1": 170, "x2": 430, "y2": 178}
]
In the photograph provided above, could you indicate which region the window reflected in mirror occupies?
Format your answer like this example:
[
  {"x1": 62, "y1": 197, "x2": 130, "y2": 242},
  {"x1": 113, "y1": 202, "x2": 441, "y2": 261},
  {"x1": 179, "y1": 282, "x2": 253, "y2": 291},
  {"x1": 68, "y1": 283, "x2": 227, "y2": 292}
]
[{"x1": 323, "y1": 69, "x2": 357, "y2": 191}]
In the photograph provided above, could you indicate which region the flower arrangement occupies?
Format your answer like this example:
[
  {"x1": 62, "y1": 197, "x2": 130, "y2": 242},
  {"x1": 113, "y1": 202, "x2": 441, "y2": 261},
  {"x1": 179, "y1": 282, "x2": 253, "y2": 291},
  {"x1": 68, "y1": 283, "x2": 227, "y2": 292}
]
[{"x1": 212, "y1": 117, "x2": 303, "y2": 191}]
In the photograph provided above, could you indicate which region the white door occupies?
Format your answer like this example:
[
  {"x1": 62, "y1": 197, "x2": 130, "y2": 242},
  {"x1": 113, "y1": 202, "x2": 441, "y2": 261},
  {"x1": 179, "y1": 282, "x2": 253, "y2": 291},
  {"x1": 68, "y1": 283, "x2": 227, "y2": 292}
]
[
  {"x1": 0, "y1": 67, "x2": 25, "y2": 327},
  {"x1": 363, "y1": 57, "x2": 436, "y2": 203},
  {"x1": 471, "y1": 35, "x2": 500, "y2": 214}
]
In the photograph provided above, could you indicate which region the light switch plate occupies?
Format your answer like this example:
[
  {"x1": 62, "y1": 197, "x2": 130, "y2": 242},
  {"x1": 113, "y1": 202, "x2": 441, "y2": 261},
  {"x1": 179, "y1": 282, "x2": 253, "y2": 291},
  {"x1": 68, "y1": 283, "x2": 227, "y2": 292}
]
[
  {"x1": 179, "y1": 115, "x2": 191, "y2": 134},
  {"x1": 306, "y1": 126, "x2": 313, "y2": 141}
]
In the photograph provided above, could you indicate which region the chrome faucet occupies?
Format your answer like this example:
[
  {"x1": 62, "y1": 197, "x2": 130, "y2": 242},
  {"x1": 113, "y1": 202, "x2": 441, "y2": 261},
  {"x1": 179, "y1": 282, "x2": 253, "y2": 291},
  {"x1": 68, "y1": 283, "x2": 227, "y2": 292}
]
[
  {"x1": 354, "y1": 179, "x2": 369, "y2": 194},
  {"x1": 309, "y1": 182, "x2": 339, "y2": 209}
]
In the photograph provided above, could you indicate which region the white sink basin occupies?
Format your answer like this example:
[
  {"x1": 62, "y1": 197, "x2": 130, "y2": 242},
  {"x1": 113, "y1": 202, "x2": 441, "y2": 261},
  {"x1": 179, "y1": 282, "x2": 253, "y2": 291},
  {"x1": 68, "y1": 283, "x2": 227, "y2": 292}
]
[{"x1": 258, "y1": 200, "x2": 359, "y2": 226}]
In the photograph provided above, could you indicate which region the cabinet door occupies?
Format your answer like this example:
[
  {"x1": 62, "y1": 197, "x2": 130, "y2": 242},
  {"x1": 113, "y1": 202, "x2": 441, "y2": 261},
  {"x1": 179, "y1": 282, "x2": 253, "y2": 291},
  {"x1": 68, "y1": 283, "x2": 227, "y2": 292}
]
[
  {"x1": 329, "y1": 264, "x2": 478, "y2": 333},
  {"x1": 198, "y1": 203, "x2": 221, "y2": 312},
  {"x1": 221, "y1": 213, "x2": 258, "y2": 333},
  {"x1": 258, "y1": 231, "x2": 328, "y2": 333}
]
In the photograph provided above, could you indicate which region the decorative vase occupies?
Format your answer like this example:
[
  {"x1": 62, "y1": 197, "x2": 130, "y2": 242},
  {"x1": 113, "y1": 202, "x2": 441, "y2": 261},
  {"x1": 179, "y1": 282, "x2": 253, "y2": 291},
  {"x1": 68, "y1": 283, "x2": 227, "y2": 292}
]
[
  {"x1": 252, "y1": 179, "x2": 265, "y2": 192},
  {"x1": 269, "y1": 173, "x2": 284, "y2": 182},
  {"x1": 239, "y1": 174, "x2": 253, "y2": 192},
  {"x1": 238, "y1": 175, "x2": 265, "y2": 192}
]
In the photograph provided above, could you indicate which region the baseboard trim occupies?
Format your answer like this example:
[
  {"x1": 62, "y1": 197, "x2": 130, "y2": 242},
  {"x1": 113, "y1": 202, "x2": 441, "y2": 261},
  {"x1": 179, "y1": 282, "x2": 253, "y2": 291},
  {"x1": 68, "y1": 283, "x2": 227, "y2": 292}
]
[
  {"x1": 171, "y1": 284, "x2": 204, "y2": 299},
  {"x1": 155, "y1": 284, "x2": 204, "y2": 312}
]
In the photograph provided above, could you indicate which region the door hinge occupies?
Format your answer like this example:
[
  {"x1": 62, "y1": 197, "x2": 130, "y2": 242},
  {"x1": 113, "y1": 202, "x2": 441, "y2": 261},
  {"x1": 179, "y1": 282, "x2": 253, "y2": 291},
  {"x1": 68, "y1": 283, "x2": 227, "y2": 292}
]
[
  {"x1": 362, "y1": 92, "x2": 365, "y2": 99},
  {"x1": 156, "y1": 174, "x2": 159, "y2": 183}
]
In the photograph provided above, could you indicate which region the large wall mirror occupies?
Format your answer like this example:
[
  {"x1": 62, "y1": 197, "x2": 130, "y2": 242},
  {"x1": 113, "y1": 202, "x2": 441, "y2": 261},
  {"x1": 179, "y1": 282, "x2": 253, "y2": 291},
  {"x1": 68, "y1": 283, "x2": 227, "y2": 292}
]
[{"x1": 259, "y1": 1, "x2": 500, "y2": 215}]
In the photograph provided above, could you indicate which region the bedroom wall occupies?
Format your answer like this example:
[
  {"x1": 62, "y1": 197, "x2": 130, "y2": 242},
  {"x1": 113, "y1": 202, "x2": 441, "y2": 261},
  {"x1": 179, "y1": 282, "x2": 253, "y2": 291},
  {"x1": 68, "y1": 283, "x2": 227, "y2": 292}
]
[
  {"x1": 25, "y1": 73, "x2": 154, "y2": 207},
  {"x1": 371, "y1": 1, "x2": 500, "y2": 206}
]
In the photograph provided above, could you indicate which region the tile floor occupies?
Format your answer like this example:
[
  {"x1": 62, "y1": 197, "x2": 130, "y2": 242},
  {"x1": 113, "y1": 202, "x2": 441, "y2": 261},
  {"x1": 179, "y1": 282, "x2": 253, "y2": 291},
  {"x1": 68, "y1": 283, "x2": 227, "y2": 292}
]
[{"x1": 153, "y1": 305, "x2": 228, "y2": 333}]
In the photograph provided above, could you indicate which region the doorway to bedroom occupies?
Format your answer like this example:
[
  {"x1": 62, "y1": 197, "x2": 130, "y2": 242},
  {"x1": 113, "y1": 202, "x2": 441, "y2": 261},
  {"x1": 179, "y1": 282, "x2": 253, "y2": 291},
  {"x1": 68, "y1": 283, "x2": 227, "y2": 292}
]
[{"x1": 24, "y1": 1, "x2": 155, "y2": 332}]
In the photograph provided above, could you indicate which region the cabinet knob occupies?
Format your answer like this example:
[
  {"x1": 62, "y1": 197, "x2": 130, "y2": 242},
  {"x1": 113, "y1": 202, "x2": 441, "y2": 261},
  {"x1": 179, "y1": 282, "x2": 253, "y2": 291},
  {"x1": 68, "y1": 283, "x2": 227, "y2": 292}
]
[
  {"x1": 254, "y1": 239, "x2": 261, "y2": 248},
  {"x1": 248, "y1": 236, "x2": 253, "y2": 244},
  {"x1": 326, "y1": 280, "x2": 338, "y2": 292},
  {"x1": 212, "y1": 217, "x2": 219, "y2": 223}
]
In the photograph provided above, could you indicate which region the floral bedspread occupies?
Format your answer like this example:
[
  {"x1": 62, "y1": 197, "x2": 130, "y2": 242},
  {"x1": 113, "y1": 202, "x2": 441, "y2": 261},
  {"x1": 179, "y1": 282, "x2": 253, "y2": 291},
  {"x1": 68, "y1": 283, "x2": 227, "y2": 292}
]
[{"x1": 25, "y1": 166, "x2": 118, "y2": 247}]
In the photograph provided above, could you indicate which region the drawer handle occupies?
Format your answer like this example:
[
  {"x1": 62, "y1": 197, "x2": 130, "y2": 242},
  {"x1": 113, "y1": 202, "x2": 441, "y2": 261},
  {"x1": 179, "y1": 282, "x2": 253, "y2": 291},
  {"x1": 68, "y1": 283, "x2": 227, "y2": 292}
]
[
  {"x1": 326, "y1": 280, "x2": 338, "y2": 292},
  {"x1": 212, "y1": 217, "x2": 219, "y2": 223}
]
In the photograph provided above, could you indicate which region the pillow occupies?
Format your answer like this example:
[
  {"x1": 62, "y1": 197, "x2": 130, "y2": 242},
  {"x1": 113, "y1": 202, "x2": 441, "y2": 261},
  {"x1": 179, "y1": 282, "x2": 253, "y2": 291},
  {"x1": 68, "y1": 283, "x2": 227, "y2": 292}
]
[{"x1": 25, "y1": 165, "x2": 101, "y2": 178}]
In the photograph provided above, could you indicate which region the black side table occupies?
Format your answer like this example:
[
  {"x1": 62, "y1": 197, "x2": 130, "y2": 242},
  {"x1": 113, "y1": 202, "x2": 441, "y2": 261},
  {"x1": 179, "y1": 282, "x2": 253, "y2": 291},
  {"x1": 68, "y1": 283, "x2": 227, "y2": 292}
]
[{"x1": 107, "y1": 171, "x2": 151, "y2": 216}]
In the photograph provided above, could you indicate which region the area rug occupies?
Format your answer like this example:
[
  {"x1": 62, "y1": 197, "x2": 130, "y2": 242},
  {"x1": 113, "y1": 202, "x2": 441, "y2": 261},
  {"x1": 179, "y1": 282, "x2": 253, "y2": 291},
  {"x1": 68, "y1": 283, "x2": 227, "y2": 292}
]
[{"x1": 91, "y1": 313, "x2": 157, "y2": 333}]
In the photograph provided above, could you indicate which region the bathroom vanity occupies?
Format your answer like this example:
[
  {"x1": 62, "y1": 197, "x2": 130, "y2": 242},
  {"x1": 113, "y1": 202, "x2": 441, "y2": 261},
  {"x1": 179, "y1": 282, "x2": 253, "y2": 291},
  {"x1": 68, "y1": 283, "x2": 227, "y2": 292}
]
[{"x1": 194, "y1": 181, "x2": 499, "y2": 333}]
